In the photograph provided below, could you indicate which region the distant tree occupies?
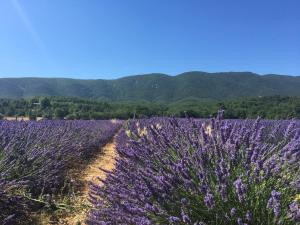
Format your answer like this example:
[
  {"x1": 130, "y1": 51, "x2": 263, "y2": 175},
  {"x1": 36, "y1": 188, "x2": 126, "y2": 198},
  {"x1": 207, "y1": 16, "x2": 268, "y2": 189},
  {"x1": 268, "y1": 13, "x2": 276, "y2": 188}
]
[
  {"x1": 294, "y1": 105, "x2": 300, "y2": 118},
  {"x1": 65, "y1": 114, "x2": 76, "y2": 120},
  {"x1": 7, "y1": 107, "x2": 16, "y2": 116},
  {"x1": 90, "y1": 112, "x2": 104, "y2": 120},
  {"x1": 43, "y1": 111, "x2": 53, "y2": 119},
  {"x1": 40, "y1": 97, "x2": 51, "y2": 109},
  {"x1": 185, "y1": 110, "x2": 199, "y2": 118},
  {"x1": 28, "y1": 111, "x2": 37, "y2": 120},
  {"x1": 16, "y1": 112, "x2": 25, "y2": 117},
  {"x1": 79, "y1": 112, "x2": 90, "y2": 120},
  {"x1": 54, "y1": 108, "x2": 68, "y2": 119},
  {"x1": 29, "y1": 97, "x2": 39, "y2": 107}
]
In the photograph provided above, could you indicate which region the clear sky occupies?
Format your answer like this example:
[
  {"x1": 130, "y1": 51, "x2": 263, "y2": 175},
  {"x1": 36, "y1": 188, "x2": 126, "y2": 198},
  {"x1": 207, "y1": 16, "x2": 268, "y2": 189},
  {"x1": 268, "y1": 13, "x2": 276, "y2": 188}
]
[{"x1": 0, "y1": 0, "x2": 299, "y2": 79}]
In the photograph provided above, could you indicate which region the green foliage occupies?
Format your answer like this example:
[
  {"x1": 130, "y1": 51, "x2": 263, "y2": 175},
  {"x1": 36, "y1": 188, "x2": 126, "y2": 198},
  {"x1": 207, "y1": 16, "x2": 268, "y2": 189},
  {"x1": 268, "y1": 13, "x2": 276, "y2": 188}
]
[
  {"x1": 1, "y1": 72, "x2": 300, "y2": 101},
  {"x1": 40, "y1": 97, "x2": 51, "y2": 109},
  {"x1": 65, "y1": 114, "x2": 76, "y2": 120},
  {"x1": 54, "y1": 108, "x2": 68, "y2": 119},
  {"x1": 42, "y1": 110, "x2": 53, "y2": 119},
  {"x1": 28, "y1": 110, "x2": 37, "y2": 120},
  {"x1": 1, "y1": 95, "x2": 300, "y2": 120}
]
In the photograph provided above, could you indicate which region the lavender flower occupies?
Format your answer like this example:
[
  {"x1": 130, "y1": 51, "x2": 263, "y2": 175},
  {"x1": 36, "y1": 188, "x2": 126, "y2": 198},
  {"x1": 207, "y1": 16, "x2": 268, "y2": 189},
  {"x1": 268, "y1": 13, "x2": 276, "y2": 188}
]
[
  {"x1": 86, "y1": 117, "x2": 300, "y2": 224},
  {"x1": 267, "y1": 190, "x2": 281, "y2": 218},
  {"x1": 204, "y1": 192, "x2": 215, "y2": 209},
  {"x1": 245, "y1": 210, "x2": 252, "y2": 221},
  {"x1": 169, "y1": 216, "x2": 181, "y2": 223},
  {"x1": 288, "y1": 201, "x2": 300, "y2": 222},
  {"x1": 234, "y1": 178, "x2": 247, "y2": 202},
  {"x1": 231, "y1": 208, "x2": 237, "y2": 217}
]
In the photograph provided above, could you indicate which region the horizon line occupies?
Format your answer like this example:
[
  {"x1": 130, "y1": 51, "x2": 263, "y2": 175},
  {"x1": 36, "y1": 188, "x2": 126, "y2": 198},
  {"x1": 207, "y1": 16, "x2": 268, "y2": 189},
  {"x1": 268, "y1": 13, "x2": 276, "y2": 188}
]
[{"x1": 0, "y1": 70, "x2": 299, "y2": 80}]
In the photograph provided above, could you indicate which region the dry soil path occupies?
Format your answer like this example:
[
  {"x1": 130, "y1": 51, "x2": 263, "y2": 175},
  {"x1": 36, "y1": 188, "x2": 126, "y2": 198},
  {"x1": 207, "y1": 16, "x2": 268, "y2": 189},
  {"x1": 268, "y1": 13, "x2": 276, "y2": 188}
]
[{"x1": 59, "y1": 136, "x2": 118, "y2": 225}]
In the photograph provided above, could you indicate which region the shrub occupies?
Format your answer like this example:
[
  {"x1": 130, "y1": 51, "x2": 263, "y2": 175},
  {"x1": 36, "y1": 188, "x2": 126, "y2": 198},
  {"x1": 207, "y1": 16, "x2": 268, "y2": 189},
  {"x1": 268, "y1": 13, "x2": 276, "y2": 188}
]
[{"x1": 88, "y1": 114, "x2": 300, "y2": 224}]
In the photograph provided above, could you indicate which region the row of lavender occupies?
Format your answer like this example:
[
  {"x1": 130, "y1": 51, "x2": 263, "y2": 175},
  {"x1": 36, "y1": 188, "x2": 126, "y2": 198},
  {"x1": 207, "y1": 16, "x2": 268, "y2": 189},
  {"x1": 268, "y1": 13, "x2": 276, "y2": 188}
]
[
  {"x1": 0, "y1": 120, "x2": 121, "y2": 224},
  {"x1": 88, "y1": 115, "x2": 300, "y2": 224}
]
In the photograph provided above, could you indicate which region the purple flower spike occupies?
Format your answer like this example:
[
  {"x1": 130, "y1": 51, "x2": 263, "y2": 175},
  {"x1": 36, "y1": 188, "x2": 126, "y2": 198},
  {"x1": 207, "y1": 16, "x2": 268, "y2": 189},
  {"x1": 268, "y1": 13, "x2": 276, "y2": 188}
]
[
  {"x1": 267, "y1": 190, "x2": 281, "y2": 218},
  {"x1": 231, "y1": 208, "x2": 237, "y2": 217},
  {"x1": 288, "y1": 201, "x2": 300, "y2": 222},
  {"x1": 204, "y1": 192, "x2": 215, "y2": 209},
  {"x1": 234, "y1": 177, "x2": 247, "y2": 202}
]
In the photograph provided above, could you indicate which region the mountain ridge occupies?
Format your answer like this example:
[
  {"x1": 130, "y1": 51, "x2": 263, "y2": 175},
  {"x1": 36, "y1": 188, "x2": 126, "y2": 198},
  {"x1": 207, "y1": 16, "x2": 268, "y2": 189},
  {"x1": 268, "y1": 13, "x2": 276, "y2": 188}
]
[
  {"x1": 1, "y1": 71, "x2": 300, "y2": 101},
  {"x1": 2, "y1": 71, "x2": 298, "y2": 80}
]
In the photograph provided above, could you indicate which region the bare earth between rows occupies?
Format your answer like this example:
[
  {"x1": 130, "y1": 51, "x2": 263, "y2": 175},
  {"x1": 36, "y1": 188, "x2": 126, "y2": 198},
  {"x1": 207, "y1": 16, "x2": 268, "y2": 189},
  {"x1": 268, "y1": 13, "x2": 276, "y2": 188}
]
[{"x1": 60, "y1": 137, "x2": 118, "y2": 225}]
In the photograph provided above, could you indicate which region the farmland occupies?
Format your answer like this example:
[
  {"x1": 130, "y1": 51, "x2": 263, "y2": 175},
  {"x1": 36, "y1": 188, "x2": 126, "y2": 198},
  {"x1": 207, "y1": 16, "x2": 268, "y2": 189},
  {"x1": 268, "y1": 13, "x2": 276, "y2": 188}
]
[
  {"x1": 0, "y1": 119, "x2": 121, "y2": 224},
  {"x1": 0, "y1": 113, "x2": 299, "y2": 224},
  {"x1": 1, "y1": 0, "x2": 299, "y2": 223},
  {"x1": 86, "y1": 115, "x2": 300, "y2": 224}
]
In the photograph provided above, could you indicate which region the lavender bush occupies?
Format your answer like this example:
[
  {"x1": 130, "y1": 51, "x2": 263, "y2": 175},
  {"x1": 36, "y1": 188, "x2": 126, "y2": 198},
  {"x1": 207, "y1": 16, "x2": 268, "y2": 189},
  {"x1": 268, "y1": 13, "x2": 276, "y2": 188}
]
[
  {"x1": 0, "y1": 119, "x2": 121, "y2": 224},
  {"x1": 88, "y1": 114, "x2": 299, "y2": 224}
]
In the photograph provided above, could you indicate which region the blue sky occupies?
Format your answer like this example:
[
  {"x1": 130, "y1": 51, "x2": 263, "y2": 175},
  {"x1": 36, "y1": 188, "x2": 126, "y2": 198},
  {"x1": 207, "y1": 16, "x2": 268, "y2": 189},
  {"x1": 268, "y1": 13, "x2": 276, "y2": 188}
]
[{"x1": 0, "y1": 0, "x2": 299, "y2": 79}]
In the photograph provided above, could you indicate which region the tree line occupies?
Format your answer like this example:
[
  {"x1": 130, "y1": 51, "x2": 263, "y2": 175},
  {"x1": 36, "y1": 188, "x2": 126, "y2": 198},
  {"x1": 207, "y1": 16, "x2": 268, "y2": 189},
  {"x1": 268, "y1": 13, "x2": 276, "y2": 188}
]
[{"x1": 0, "y1": 96, "x2": 300, "y2": 120}]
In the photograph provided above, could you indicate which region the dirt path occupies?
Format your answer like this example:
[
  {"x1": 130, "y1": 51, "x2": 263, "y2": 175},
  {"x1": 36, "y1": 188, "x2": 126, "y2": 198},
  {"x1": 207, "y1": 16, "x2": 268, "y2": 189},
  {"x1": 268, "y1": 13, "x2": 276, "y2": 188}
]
[{"x1": 59, "y1": 137, "x2": 118, "y2": 225}]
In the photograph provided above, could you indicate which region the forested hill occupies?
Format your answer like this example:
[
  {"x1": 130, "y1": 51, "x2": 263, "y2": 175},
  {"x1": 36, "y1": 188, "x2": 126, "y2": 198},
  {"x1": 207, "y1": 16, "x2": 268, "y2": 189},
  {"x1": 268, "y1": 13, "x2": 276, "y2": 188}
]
[{"x1": 1, "y1": 71, "x2": 300, "y2": 101}]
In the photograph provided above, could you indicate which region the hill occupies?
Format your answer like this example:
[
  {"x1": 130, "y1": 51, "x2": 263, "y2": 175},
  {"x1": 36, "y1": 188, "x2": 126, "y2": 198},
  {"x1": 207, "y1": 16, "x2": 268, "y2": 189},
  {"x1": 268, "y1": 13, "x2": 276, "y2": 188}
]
[{"x1": 1, "y1": 71, "x2": 300, "y2": 101}]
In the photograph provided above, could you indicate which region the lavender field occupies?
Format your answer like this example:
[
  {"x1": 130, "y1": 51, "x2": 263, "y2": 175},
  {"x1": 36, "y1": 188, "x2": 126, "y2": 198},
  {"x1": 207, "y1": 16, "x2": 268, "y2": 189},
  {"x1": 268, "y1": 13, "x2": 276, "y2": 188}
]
[
  {"x1": 1, "y1": 115, "x2": 300, "y2": 224},
  {"x1": 88, "y1": 114, "x2": 300, "y2": 225},
  {"x1": 0, "y1": 119, "x2": 121, "y2": 224},
  {"x1": 1, "y1": 0, "x2": 299, "y2": 223}
]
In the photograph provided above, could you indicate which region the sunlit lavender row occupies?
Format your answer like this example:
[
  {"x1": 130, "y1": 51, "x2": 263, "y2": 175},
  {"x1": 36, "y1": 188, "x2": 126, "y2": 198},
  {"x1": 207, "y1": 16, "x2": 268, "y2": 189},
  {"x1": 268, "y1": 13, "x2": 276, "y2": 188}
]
[
  {"x1": 88, "y1": 115, "x2": 300, "y2": 224},
  {"x1": 0, "y1": 119, "x2": 121, "y2": 224}
]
